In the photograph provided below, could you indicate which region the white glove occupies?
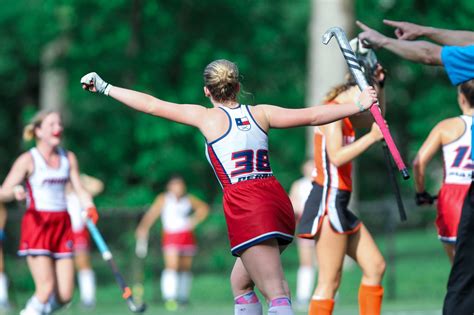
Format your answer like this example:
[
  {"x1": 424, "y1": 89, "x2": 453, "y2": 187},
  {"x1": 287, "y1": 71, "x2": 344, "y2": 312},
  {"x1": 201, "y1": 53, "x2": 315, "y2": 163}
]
[
  {"x1": 135, "y1": 237, "x2": 148, "y2": 259},
  {"x1": 80, "y1": 72, "x2": 112, "y2": 95}
]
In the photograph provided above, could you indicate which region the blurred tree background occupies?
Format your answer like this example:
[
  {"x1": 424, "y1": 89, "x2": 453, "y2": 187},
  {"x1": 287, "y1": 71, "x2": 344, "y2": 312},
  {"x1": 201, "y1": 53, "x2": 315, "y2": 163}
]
[
  {"x1": 1, "y1": 0, "x2": 474, "y2": 306},
  {"x1": 0, "y1": 0, "x2": 473, "y2": 205}
]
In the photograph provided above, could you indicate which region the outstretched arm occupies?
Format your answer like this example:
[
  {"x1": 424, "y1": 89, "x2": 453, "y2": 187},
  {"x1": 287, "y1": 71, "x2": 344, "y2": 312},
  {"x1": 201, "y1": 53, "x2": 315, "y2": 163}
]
[
  {"x1": 259, "y1": 86, "x2": 378, "y2": 129},
  {"x1": 412, "y1": 124, "x2": 442, "y2": 193},
  {"x1": 383, "y1": 19, "x2": 474, "y2": 46},
  {"x1": 135, "y1": 194, "x2": 164, "y2": 240},
  {"x1": 81, "y1": 73, "x2": 208, "y2": 128},
  {"x1": 357, "y1": 21, "x2": 443, "y2": 65}
]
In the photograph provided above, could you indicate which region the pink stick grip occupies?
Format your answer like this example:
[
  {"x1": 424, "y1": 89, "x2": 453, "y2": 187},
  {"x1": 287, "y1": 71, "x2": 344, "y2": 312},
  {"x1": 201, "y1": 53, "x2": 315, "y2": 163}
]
[{"x1": 369, "y1": 105, "x2": 406, "y2": 172}]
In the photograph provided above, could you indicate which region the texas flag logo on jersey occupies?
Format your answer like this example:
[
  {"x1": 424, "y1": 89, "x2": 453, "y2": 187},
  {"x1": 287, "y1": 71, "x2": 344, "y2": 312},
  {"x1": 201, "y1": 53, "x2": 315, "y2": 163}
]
[{"x1": 235, "y1": 117, "x2": 251, "y2": 131}]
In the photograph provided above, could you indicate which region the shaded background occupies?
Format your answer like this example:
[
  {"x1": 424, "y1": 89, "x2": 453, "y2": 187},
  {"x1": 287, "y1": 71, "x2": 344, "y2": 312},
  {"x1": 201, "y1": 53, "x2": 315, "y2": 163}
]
[
  {"x1": 1, "y1": 0, "x2": 473, "y2": 313},
  {"x1": 1, "y1": 0, "x2": 469, "y2": 202}
]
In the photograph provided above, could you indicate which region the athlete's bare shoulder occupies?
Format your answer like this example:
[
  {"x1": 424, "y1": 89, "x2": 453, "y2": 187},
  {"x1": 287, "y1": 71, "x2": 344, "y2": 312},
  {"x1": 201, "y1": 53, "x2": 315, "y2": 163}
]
[
  {"x1": 66, "y1": 150, "x2": 78, "y2": 165},
  {"x1": 14, "y1": 151, "x2": 34, "y2": 176},
  {"x1": 16, "y1": 150, "x2": 34, "y2": 164},
  {"x1": 438, "y1": 116, "x2": 464, "y2": 127},
  {"x1": 247, "y1": 104, "x2": 270, "y2": 130},
  {"x1": 436, "y1": 116, "x2": 466, "y2": 145}
]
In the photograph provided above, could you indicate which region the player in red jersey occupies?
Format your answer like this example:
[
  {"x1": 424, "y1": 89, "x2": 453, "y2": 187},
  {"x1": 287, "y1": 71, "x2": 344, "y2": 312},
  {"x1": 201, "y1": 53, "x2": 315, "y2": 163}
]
[
  {"x1": 81, "y1": 59, "x2": 377, "y2": 315},
  {"x1": 135, "y1": 175, "x2": 209, "y2": 310},
  {"x1": 413, "y1": 80, "x2": 474, "y2": 264},
  {"x1": 0, "y1": 111, "x2": 98, "y2": 315},
  {"x1": 298, "y1": 44, "x2": 387, "y2": 315}
]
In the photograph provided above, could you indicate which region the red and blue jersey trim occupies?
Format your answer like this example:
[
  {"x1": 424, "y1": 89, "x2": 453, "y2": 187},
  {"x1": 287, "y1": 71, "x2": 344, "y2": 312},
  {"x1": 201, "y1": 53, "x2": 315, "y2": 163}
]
[
  {"x1": 208, "y1": 108, "x2": 232, "y2": 145},
  {"x1": 207, "y1": 144, "x2": 232, "y2": 188}
]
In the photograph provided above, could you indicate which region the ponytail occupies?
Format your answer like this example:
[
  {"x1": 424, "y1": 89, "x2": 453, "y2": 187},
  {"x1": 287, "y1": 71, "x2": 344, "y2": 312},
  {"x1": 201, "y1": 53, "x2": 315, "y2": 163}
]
[
  {"x1": 23, "y1": 124, "x2": 35, "y2": 142},
  {"x1": 22, "y1": 110, "x2": 57, "y2": 143},
  {"x1": 460, "y1": 79, "x2": 474, "y2": 108},
  {"x1": 323, "y1": 82, "x2": 355, "y2": 103},
  {"x1": 323, "y1": 74, "x2": 357, "y2": 103}
]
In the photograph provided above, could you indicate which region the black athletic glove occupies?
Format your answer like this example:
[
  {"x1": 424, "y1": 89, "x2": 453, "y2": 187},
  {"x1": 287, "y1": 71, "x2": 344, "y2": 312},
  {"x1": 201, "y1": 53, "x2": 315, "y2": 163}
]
[{"x1": 415, "y1": 191, "x2": 435, "y2": 206}]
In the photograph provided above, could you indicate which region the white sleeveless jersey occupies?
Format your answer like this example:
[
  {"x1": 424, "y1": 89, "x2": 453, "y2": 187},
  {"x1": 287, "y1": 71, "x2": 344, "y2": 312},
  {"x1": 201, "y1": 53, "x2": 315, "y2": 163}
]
[
  {"x1": 161, "y1": 193, "x2": 193, "y2": 233},
  {"x1": 206, "y1": 105, "x2": 273, "y2": 188},
  {"x1": 291, "y1": 177, "x2": 313, "y2": 215},
  {"x1": 442, "y1": 115, "x2": 473, "y2": 184},
  {"x1": 26, "y1": 148, "x2": 70, "y2": 212}
]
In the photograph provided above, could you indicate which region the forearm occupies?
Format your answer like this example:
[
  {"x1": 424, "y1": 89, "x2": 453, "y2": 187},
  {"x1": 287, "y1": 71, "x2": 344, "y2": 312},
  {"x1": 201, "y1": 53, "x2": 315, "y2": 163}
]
[
  {"x1": 310, "y1": 103, "x2": 362, "y2": 126},
  {"x1": 108, "y1": 86, "x2": 203, "y2": 126},
  {"x1": 413, "y1": 164, "x2": 425, "y2": 193},
  {"x1": 424, "y1": 27, "x2": 474, "y2": 46},
  {"x1": 108, "y1": 86, "x2": 162, "y2": 115},
  {"x1": 0, "y1": 188, "x2": 14, "y2": 203},
  {"x1": 383, "y1": 38, "x2": 442, "y2": 65},
  {"x1": 137, "y1": 211, "x2": 159, "y2": 232},
  {"x1": 330, "y1": 134, "x2": 377, "y2": 166},
  {"x1": 191, "y1": 207, "x2": 209, "y2": 227}
]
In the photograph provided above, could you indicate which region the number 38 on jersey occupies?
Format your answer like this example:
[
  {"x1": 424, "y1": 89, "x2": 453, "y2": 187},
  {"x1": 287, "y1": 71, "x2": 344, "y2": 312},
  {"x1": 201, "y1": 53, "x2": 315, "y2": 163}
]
[{"x1": 231, "y1": 149, "x2": 271, "y2": 177}]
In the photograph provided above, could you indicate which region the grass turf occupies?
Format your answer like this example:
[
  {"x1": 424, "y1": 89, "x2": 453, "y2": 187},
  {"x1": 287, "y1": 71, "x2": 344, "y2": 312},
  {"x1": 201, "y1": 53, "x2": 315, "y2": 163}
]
[{"x1": 6, "y1": 228, "x2": 448, "y2": 314}]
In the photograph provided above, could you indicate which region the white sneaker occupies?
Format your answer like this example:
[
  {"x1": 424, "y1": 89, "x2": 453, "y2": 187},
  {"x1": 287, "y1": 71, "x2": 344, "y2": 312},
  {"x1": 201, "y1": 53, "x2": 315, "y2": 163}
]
[{"x1": 19, "y1": 308, "x2": 41, "y2": 315}]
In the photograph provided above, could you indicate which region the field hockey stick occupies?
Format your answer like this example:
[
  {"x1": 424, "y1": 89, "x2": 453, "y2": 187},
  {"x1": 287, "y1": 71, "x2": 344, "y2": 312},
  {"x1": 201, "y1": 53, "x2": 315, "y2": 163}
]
[
  {"x1": 322, "y1": 27, "x2": 410, "y2": 180},
  {"x1": 132, "y1": 237, "x2": 148, "y2": 305},
  {"x1": 85, "y1": 219, "x2": 147, "y2": 313},
  {"x1": 382, "y1": 143, "x2": 407, "y2": 221}
]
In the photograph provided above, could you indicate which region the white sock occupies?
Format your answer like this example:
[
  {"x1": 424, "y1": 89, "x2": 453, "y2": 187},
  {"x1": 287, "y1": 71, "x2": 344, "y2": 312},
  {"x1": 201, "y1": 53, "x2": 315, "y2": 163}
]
[
  {"x1": 22, "y1": 296, "x2": 46, "y2": 315},
  {"x1": 235, "y1": 302, "x2": 263, "y2": 315},
  {"x1": 78, "y1": 269, "x2": 96, "y2": 305},
  {"x1": 177, "y1": 271, "x2": 192, "y2": 302},
  {"x1": 0, "y1": 273, "x2": 8, "y2": 303},
  {"x1": 268, "y1": 305, "x2": 294, "y2": 315},
  {"x1": 268, "y1": 306, "x2": 295, "y2": 315},
  {"x1": 268, "y1": 297, "x2": 294, "y2": 315},
  {"x1": 161, "y1": 269, "x2": 178, "y2": 301},
  {"x1": 296, "y1": 266, "x2": 314, "y2": 302}
]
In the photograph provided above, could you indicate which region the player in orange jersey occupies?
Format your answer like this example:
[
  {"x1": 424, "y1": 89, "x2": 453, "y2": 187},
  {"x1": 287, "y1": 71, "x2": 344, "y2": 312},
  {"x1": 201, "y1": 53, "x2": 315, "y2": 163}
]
[{"x1": 298, "y1": 43, "x2": 386, "y2": 315}]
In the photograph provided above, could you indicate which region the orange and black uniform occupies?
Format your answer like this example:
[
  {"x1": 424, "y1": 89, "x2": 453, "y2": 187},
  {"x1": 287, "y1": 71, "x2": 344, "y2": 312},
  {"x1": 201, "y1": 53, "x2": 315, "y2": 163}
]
[{"x1": 298, "y1": 102, "x2": 361, "y2": 238}]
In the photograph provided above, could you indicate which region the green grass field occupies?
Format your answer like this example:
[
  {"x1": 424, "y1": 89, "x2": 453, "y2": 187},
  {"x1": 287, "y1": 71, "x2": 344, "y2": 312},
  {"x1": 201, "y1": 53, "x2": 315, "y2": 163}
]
[{"x1": 6, "y1": 228, "x2": 448, "y2": 314}]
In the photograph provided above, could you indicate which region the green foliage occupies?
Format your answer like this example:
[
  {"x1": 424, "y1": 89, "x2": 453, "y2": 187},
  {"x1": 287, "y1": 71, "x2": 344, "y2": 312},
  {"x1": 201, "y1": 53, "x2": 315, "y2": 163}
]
[
  {"x1": 355, "y1": 1, "x2": 470, "y2": 197},
  {"x1": 0, "y1": 0, "x2": 310, "y2": 206},
  {"x1": 0, "y1": 1, "x2": 471, "y2": 204}
]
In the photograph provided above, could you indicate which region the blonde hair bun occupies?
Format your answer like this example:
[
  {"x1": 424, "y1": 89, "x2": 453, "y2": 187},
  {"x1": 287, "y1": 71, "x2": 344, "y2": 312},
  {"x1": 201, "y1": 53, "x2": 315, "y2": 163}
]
[{"x1": 203, "y1": 59, "x2": 240, "y2": 103}]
